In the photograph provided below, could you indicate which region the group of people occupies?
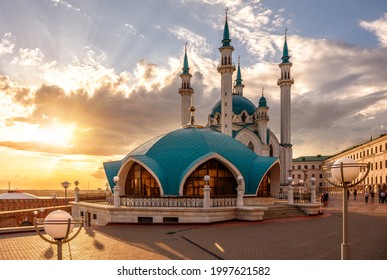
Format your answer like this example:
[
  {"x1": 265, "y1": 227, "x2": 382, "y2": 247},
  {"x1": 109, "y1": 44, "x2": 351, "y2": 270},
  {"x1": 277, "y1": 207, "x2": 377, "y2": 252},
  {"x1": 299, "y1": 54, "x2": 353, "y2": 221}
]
[{"x1": 348, "y1": 189, "x2": 386, "y2": 204}]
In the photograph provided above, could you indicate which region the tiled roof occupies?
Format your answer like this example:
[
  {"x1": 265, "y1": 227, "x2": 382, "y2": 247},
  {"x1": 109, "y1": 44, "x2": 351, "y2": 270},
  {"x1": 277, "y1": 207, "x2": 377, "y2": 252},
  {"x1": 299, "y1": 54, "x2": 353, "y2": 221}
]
[
  {"x1": 105, "y1": 127, "x2": 278, "y2": 195},
  {"x1": 293, "y1": 155, "x2": 330, "y2": 162},
  {"x1": 209, "y1": 95, "x2": 257, "y2": 117}
]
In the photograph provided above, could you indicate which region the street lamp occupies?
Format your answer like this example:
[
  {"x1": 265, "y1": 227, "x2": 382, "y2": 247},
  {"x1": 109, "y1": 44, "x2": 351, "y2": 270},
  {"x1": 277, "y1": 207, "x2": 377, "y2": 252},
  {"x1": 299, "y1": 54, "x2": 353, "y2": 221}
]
[
  {"x1": 60, "y1": 181, "x2": 71, "y2": 210},
  {"x1": 51, "y1": 193, "x2": 57, "y2": 208},
  {"x1": 34, "y1": 210, "x2": 83, "y2": 260},
  {"x1": 322, "y1": 157, "x2": 370, "y2": 260}
]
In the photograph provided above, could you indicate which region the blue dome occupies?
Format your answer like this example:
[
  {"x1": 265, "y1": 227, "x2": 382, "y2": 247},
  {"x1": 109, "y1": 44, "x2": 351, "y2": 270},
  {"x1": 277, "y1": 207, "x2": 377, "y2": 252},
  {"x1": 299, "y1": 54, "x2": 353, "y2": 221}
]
[
  {"x1": 258, "y1": 95, "x2": 267, "y2": 107},
  {"x1": 209, "y1": 95, "x2": 256, "y2": 117},
  {"x1": 104, "y1": 127, "x2": 278, "y2": 195}
]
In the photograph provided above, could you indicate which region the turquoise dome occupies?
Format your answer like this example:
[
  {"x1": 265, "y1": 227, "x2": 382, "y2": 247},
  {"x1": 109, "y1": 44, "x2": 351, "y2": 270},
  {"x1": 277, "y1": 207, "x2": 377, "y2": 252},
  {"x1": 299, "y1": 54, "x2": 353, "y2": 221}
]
[
  {"x1": 209, "y1": 95, "x2": 256, "y2": 117},
  {"x1": 104, "y1": 127, "x2": 278, "y2": 195},
  {"x1": 258, "y1": 95, "x2": 267, "y2": 107}
]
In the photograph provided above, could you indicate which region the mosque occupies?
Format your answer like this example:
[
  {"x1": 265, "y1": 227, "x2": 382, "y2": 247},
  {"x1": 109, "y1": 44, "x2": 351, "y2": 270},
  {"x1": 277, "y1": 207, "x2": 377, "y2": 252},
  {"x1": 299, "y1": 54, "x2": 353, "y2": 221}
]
[
  {"x1": 78, "y1": 13, "x2": 300, "y2": 225},
  {"x1": 104, "y1": 12, "x2": 293, "y2": 197}
]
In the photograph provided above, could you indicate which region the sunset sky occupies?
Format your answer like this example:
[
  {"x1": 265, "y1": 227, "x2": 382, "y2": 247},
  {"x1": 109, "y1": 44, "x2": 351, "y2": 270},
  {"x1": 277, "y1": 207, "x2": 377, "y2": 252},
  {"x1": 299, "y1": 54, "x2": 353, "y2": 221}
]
[{"x1": 0, "y1": 0, "x2": 386, "y2": 190}]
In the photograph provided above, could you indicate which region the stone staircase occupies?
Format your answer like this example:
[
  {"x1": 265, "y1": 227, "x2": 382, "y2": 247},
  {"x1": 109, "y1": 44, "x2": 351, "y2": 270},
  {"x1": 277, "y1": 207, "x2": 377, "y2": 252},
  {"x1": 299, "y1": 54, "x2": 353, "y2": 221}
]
[{"x1": 262, "y1": 203, "x2": 308, "y2": 220}]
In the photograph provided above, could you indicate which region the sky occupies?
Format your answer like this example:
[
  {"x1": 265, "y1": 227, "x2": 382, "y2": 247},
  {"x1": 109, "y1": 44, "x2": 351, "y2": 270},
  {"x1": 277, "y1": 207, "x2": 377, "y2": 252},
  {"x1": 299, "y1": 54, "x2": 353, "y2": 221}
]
[{"x1": 0, "y1": 0, "x2": 386, "y2": 190}]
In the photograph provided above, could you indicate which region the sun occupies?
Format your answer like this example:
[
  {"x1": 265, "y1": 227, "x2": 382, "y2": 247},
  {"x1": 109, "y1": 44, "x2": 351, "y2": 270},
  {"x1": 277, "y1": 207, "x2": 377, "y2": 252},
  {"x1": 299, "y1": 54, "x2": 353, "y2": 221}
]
[{"x1": 33, "y1": 122, "x2": 76, "y2": 147}]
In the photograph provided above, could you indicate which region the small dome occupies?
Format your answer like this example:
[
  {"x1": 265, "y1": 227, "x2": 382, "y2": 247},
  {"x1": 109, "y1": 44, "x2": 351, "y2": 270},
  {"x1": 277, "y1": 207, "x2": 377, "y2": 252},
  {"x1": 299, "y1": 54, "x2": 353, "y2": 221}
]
[
  {"x1": 209, "y1": 95, "x2": 256, "y2": 117},
  {"x1": 258, "y1": 94, "x2": 267, "y2": 107},
  {"x1": 0, "y1": 192, "x2": 40, "y2": 200}
]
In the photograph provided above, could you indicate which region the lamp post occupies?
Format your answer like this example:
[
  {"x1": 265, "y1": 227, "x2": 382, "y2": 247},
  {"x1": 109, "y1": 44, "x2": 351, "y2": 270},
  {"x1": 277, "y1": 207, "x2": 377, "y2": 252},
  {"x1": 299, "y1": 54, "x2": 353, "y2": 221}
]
[
  {"x1": 236, "y1": 176, "x2": 244, "y2": 207},
  {"x1": 113, "y1": 176, "x2": 121, "y2": 208},
  {"x1": 203, "y1": 175, "x2": 211, "y2": 208},
  {"x1": 322, "y1": 157, "x2": 370, "y2": 260},
  {"x1": 287, "y1": 177, "x2": 294, "y2": 204},
  {"x1": 34, "y1": 210, "x2": 83, "y2": 260},
  {"x1": 51, "y1": 193, "x2": 57, "y2": 208},
  {"x1": 60, "y1": 181, "x2": 71, "y2": 210},
  {"x1": 74, "y1": 180, "x2": 80, "y2": 203},
  {"x1": 310, "y1": 177, "x2": 316, "y2": 203}
]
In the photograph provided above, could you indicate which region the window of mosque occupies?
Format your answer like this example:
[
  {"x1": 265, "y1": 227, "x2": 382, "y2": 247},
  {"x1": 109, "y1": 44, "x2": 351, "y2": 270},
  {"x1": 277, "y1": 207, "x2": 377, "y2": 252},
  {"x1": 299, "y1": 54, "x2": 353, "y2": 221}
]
[
  {"x1": 183, "y1": 159, "x2": 237, "y2": 196},
  {"x1": 125, "y1": 163, "x2": 160, "y2": 197},
  {"x1": 241, "y1": 112, "x2": 246, "y2": 122}
]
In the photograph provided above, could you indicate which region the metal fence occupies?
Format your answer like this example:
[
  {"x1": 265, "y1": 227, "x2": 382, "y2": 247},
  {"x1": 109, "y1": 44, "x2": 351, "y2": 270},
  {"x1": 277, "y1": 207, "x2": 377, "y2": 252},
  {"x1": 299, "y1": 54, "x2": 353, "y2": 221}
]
[{"x1": 117, "y1": 195, "x2": 237, "y2": 208}]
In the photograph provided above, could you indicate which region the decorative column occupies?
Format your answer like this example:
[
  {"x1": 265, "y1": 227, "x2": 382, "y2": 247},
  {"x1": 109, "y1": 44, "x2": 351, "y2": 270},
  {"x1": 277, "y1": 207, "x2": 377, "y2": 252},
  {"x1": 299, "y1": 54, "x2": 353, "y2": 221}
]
[
  {"x1": 310, "y1": 177, "x2": 316, "y2": 204},
  {"x1": 113, "y1": 176, "x2": 121, "y2": 208},
  {"x1": 236, "y1": 176, "x2": 244, "y2": 207},
  {"x1": 287, "y1": 177, "x2": 294, "y2": 204},
  {"x1": 203, "y1": 175, "x2": 211, "y2": 208},
  {"x1": 74, "y1": 180, "x2": 80, "y2": 203}
]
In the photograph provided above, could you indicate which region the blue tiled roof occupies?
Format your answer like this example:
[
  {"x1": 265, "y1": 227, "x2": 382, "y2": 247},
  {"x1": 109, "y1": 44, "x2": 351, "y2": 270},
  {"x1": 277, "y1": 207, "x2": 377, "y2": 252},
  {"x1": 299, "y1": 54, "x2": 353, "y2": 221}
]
[
  {"x1": 209, "y1": 95, "x2": 257, "y2": 117},
  {"x1": 106, "y1": 127, "x2": 278, "y2": 195}
]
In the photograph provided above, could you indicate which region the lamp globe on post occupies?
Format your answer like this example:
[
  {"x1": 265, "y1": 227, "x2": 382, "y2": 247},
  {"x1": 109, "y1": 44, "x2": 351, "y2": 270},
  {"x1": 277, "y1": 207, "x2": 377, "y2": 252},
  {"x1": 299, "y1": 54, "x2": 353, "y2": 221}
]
[
  {"x1": 236, "y1": 176, "x2": 244, "y2": 207},
  {"x1": 60, "y1": 180, "x2": 71, "y2": 211},
  {"x1": 113, "y1": 176, "x2": 121, "y2": 208},
  {"x1": 74, "y1": 180, "x2": 80, "y2": 203},
  {"x1": 331, "y1": 158, "x2": 360, "y2": 184},
  {"x1": 322, "y1": 157, "x2": 370, "y2": 260},
  {"x1": 34, "y1": 209, "x2": 83, "y2": 260},
  {"x1": 287, "y1": 177, "x2": 294, "y2": 204}
]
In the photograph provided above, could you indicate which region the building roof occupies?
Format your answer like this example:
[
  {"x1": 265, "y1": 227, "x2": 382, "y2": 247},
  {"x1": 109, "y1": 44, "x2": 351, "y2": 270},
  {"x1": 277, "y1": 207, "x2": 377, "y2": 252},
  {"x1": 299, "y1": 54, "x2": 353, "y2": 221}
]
[
  {"x1": 0, "y1": 192, "x2": 40, "y2": 200},
  {"x1": 293, "y1": 155, "x2": 330, "y2": 162},
  {"x1": 104, "y1": 127, "x2": 278, "y2": 195},
  {"x1": 209, "y1": 94, "x2": 257, "y2": 117}
]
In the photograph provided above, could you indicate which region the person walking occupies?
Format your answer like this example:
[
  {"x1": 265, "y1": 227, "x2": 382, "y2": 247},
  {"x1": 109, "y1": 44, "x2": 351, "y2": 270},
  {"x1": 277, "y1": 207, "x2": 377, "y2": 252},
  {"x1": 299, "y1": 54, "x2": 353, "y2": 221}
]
[
  {"x1": 365, "y1": 191, "x2": 369, "y2": 203},
  {"x1": 354, "y1": 189, "x2": 357, "y2": 200},
  {"x1": 371, "y1": 190, "x2": 375, "y2": 203}
]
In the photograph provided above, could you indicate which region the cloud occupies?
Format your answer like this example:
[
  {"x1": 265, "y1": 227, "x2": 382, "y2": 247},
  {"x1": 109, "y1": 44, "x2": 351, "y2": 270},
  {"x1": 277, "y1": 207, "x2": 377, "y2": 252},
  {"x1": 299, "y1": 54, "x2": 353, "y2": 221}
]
[
  {"x1": 360, "y1": 13, "x2": 387, "y2": 47},
  {"x1": 49, "y1": 0, "x2": 81, "y2": 13},
  {"x1": 0, "y1": 33, "x2": 15, "y2": 55},
  {"x1": 11, "y1": 48, "x2": 44, "y2": 66}
]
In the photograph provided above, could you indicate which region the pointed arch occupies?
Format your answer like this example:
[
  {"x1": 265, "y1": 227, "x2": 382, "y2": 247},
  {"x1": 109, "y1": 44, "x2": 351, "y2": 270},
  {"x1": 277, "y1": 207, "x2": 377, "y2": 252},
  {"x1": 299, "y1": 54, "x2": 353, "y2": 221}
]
[{"x1": 178, "y1": 153, "x2": 243, "y2": 195}]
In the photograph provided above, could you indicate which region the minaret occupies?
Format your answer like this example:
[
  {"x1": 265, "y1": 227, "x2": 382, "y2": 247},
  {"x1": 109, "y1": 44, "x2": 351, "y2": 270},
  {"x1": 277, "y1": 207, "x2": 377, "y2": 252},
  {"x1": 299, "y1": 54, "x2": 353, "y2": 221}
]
[
  {"x1": 178, "y1": 43, "x2": 194, "y2": 126},
  {"x1": 217, "y1": 8, "x2": 235, "y2": 137},
  {"x1": 233, "y1": 56, "x2": 244, "y2": 96},
  {"x1": 256, "y1": 88, "x2": 269, "y2": 146},
  {"x1": 277, "y1": 29, "x2": 294, "y2": 185}
]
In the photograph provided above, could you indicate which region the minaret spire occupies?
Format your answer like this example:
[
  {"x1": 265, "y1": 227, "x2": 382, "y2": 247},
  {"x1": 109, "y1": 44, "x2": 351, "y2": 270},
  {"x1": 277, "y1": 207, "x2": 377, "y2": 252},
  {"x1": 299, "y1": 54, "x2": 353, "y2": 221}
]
[
  {"x1": 233, "y1": 55, "x2": 244, "y2": 96},
  {"x1": 281, "y1": 28, "x2": 290, "y2": 63},
  {"x1": 277, "y1": 28, "x2": 294, "y2": 186},
  {"x1": 217, "y1": 9, "x2": 235, "y2": 137},
  {"x1": 222, "y1": 7, "x2": 231, "y2": 47},
  {"x1": 178, "y1": 43, "x2": 194, "y2": 126}
]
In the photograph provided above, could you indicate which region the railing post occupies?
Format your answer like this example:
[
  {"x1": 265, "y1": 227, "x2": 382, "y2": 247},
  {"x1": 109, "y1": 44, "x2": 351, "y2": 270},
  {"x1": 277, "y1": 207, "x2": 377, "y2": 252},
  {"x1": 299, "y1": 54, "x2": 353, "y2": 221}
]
[{"x1": 113, "y1": 176, "x2": 121, "y2": 208}]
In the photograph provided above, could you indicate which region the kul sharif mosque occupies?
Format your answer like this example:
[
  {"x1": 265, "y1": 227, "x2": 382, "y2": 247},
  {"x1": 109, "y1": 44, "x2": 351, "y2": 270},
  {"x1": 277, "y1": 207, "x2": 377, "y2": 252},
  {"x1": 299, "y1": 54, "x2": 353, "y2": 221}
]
[{"x1": 103, "y1": 12, "x2": 294, "y2": 201}]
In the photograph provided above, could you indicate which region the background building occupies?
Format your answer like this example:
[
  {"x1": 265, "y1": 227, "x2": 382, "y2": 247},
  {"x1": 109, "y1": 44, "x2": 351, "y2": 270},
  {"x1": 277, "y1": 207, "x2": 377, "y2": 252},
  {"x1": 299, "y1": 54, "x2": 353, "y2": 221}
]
[
  {"x1": 292, "y1": 155, "x2": 330, "y2": 193},
  {"x1": 322, "y1": 134, "x2": 387, "y2": 193}
]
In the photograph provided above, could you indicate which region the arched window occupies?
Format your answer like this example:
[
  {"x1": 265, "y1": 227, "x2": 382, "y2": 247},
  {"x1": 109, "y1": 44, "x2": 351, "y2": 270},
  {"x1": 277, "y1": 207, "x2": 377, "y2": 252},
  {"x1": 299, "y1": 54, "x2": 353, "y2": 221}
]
[
  {"x1": 125, "y1": 163, "x2": 160, "y2": 197},
  {"x1": 241, "y1": 112, "x2": 247, "y2": 122},
  {"x1": 183, "y1": 159, "x2": 237, "y2": 196}
]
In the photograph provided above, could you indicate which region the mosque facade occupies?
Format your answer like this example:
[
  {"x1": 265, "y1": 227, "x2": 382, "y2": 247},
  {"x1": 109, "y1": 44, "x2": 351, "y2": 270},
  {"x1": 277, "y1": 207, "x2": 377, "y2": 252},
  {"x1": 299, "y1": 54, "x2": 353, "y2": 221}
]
[{"x1": 103, "y1": 13, "x2": 293, "y2": 202}]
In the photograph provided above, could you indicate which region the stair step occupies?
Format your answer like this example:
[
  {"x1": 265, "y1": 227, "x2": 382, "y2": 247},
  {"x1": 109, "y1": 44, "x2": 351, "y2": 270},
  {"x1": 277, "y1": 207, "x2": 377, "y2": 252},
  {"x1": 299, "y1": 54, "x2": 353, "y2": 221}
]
[{"x1": 262, "y1": 204, "x2": 307, "y2": 220}]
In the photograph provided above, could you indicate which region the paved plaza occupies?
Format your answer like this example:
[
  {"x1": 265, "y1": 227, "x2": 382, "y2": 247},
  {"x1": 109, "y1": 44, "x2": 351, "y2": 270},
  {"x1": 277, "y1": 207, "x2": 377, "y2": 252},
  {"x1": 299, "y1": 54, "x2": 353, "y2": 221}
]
[{"x1": 1, "y1": 192, "x2": 387, "y2": 260}]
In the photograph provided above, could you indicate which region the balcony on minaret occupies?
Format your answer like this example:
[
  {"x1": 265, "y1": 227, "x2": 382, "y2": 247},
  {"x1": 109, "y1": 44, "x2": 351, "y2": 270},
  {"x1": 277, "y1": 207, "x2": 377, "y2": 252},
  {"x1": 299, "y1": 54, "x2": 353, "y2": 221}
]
[{"x1": 277, "y1": 77, "x2": 294, "y2": 85}]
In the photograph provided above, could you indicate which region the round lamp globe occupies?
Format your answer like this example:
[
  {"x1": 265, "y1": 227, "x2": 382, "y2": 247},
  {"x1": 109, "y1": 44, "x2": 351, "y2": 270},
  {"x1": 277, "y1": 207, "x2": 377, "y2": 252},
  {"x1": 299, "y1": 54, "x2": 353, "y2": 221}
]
[
  {"x1": 44, "y1": 210, "x2": 74, "y2": 240},
  {"x1": 331, "y1": 157, "x2": 359, "y2": 183}
]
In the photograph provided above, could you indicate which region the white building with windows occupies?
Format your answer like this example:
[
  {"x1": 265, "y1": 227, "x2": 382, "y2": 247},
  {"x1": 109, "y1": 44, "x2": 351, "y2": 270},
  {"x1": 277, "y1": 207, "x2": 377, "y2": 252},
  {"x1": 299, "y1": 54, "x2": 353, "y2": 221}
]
[{"x1": 322, "y1": 134, "x2": 387, "y2": 192}]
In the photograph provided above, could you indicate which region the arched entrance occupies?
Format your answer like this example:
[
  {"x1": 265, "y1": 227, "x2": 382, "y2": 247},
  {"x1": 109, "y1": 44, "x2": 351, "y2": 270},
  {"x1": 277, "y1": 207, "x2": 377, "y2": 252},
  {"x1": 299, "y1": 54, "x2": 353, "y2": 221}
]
[
  {"x1": 183, "y1": 159, "x2": 237, "y2": 196},
  {"x1": 125, "y1": 163, "x2": 160, "y2": 197}
]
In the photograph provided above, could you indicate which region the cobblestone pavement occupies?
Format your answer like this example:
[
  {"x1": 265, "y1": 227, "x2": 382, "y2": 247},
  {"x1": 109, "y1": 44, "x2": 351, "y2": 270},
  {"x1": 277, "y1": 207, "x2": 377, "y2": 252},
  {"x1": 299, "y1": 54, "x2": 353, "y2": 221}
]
[{"x1": 1, "y1": 192, "x2": 386, "y2": 260}]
